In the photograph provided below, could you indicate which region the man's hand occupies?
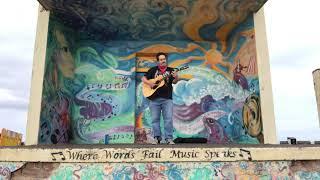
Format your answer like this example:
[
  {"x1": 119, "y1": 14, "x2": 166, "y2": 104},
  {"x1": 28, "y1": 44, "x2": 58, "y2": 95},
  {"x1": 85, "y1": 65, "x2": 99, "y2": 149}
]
[
  {"x1": 172, "y1": 70, "x2": 179, "y2": 84},
  {"x1": 149, "y1": 82, "x2": 156, "y2": 88},
  {"x1": 171, "y1": 70, "x2": 178, "y2": 79}
]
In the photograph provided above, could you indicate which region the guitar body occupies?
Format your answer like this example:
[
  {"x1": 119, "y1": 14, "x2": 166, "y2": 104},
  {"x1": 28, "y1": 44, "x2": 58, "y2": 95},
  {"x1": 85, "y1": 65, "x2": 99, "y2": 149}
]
[
  {"x1": 142, "y1": 75, "x2": 165, "y2": 98},
  {"x1": 142, "y1": 65, "x2": 189, "y2": 98}
]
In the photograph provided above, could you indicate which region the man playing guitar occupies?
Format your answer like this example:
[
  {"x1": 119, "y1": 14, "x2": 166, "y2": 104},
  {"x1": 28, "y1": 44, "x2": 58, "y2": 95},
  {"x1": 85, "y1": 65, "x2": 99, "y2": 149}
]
[{"x1": 141, "y1": 52, "x2": 178, "y2": 144}]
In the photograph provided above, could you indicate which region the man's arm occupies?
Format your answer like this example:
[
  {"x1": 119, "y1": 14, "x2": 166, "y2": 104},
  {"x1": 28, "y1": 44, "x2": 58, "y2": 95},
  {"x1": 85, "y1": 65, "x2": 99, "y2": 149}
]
[{"x1": 141, "y1": 76, "x2": 155, "y2": 88}]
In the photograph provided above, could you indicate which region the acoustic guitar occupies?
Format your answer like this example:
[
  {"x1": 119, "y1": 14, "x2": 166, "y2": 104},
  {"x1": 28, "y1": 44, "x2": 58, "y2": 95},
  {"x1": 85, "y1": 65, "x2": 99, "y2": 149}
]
[{"x1": 142, "y1": 65, "x2": 189, "y2": 97}]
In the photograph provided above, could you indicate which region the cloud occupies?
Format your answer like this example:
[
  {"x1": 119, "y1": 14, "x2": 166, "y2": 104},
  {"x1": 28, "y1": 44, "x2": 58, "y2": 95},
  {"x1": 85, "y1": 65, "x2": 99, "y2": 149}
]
[
  {"x1": 0, "y1": 88, "x2": 29, "y2": 107},
  {"x1": 0, "y1": 1, "x2": 38, "y2": 34},
  {"x1": 0, "y1": 101, "x2": 28, "y2": 110},
  {"x1": 264, "y1": 0, "x2": 320, "y2": 56},
  {"x1": 271, "y1": 67, "x2": 315, "y2": 96},
  {"x1": 0, "y1": 57, "x2": 32, "y2": 100},
  {"x1": 0, "y1": 0, "x2": 38, "y2": 138},
  {"x1": 274, "y1": 95, "x2": 319, "y2": 130},
  {"x1": 0, "y1": 108, "x2": 28, "y2": 139},
  {"x1": 269, "y1": 47, "x2": 320, "y2": 68},
  {"x1": 277, "y1": 128, "x2": 320, "y2": 141},
  {"x1": 264, "y1": 0, "x2": 320, "y2": 140}
]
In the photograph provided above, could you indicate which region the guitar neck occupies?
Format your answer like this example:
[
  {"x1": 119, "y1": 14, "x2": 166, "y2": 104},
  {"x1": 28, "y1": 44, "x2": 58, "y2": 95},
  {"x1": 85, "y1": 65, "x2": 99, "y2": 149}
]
[
  {"x1": 159, "y1": 66, "x2": 188, "y2": 80},
  {"x1": 162, "y1": 69, "x2": 180, "y2": 80}
]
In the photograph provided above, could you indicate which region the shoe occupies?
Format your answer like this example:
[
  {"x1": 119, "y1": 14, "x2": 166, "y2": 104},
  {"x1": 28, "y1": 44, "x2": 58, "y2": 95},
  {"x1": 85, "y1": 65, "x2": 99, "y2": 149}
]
[
  {"x1": 151, "y1": 137, "x2": 160, "y2": 145},
  {"x1": 166, "y1": 139, "x2": 175, "y2": 145}
]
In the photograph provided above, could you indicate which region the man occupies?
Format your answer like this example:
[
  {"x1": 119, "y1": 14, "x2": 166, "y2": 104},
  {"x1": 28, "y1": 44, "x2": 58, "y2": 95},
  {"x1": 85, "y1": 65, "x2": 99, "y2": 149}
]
[{"x1": 141, "y1": 52, "x2": 178, "y2": 144}]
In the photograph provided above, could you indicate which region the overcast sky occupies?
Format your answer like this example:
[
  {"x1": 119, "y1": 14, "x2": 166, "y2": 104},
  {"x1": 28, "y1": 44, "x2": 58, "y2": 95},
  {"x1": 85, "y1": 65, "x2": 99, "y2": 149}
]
[{"x1": 0, "y1": 0, "x2": 319, "y2": 142}]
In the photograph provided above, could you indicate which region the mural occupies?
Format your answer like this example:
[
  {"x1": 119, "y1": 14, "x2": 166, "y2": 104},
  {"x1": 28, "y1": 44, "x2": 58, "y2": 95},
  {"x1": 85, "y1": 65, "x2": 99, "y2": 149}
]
[
  {"x1": 39, "y1": 20, "x2": 75, "y2": 144},
  {"x1": 17, "y1": 161, "x2": 320, "y2": 180},
  {"x1": 39, "y1": 16, "x2": 136, "y2": 144},
  {"x1": 134, "y1": 16, "x2": 262, "y2": 144},
  {"x1": 38, "y1": 0, "x2": 267, "y2": 43},
  {"x1": 39, "y1": 0, "x2": 263, "y2": 144},
  {"x1": 0, "y1": 162, "x2": 25, "y2": 180},
  {"x1": 71, "y1": 43, "x2": 136, "y2": 144}
]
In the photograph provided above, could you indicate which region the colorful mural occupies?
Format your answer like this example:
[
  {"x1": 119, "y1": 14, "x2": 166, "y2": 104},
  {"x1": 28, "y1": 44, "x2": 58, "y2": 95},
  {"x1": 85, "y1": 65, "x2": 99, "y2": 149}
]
[
  {"x1": 134, "y1": 16, "x2": 262, "y2": 144},
  {"x1": 39, "y1": 20, "x2": 75, "y2": 144},
  {"x1": 38, "y1": 0, "x2": 267, "y2": 43},
  {"x1": 71, "y1": 42, "x2": 136, "y2": 144},
  {"x1": 39, "y1": 16, "x2": 136, "y2": 144},
  {"x1": 39, "y1": 0, "x2": 263, "y2": 144},
  {"x1": 5, "y1": 161, "x2": 318, "y2": 180},
  {"x1": 0, "y1": 162, "x2": 25, "y2": 180}
]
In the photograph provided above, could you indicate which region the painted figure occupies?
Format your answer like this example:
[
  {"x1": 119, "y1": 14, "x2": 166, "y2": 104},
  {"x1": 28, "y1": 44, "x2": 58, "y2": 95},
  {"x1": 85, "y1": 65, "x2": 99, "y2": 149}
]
[{"x1": 233, "y1": 59, "x2": 249, "y2": 90}]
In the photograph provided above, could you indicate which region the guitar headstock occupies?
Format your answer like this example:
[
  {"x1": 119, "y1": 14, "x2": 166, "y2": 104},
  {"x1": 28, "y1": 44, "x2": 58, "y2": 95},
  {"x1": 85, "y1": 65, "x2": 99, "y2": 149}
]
[{"x1": 176, "y1": 65, "x2": 189, "y2": 71}]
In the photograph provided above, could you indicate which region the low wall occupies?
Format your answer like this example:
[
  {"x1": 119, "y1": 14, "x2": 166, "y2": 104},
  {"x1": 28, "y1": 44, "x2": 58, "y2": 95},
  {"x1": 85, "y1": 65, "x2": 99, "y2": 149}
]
[{"x1": 1, "y1": 145, "x2": 320, "y2": 179}]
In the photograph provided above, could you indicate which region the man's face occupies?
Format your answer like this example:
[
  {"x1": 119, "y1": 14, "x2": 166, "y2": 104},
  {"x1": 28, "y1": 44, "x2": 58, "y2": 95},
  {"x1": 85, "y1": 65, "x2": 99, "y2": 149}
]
[{"x1": 158, "y1": 54, "x2": 167, "y2": 66}]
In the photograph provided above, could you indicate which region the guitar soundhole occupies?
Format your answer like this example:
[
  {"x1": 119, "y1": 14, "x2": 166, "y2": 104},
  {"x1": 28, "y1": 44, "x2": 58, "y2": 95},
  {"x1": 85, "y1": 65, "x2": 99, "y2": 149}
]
[
  {"x1": 152, "y1": 85, "x2": 159, "y2": 89},
  {"x1": 152, "y1": 81, "x2": 160, "y2": 89}
]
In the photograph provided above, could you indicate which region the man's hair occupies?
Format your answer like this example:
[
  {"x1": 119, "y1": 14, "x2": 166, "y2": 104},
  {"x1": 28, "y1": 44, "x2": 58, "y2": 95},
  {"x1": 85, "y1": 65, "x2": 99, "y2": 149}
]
[{"x1": 156, "y1": 52, "x2": 168, "y2": 61}]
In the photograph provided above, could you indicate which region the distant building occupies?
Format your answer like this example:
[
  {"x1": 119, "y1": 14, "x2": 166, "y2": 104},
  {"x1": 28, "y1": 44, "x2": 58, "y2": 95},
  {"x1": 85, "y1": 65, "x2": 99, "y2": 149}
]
[{"x1": 0, "y1": 128, "x2": 22, "y2": 146}]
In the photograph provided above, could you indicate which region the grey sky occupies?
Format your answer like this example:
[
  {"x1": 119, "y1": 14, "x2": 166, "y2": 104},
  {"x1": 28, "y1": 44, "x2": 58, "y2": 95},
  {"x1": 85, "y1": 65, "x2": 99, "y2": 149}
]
[
  {"x1": 0, "y1": 0, "x2": 319, "y2": 141},
  {"x1": 265, "y1": 0, "x2": 320, "y2": 140},
  {"x1": 0, "y1": 0, "x2": 37, "y2": 138}
]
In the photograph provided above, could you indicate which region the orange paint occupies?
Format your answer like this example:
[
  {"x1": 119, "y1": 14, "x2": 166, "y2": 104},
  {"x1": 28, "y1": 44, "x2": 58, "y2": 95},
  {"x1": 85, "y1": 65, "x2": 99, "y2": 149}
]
[{"x1": 136, "y1": 113, "x2": 143, "y2": 128}]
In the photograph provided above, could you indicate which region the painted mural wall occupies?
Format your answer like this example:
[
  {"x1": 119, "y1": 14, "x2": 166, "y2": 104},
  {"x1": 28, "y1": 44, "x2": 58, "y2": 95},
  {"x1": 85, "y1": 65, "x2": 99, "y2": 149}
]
[
  {"x1": 134, "y1": 15, "x2": 262, "y2": 144},
  {"x1": 70, "y1": 41, "x2": 136, "y2": 144},
  {"x1": 39, "y1": 15, "x2": 136, "y2": 144},
  {"x1": 39, "y1": 0, "x2": 263, "y2": 144},
  {"x1": 4, "y1": 161, "x2": 320, "y2": 179},
  {"x1": 0, "y1": 162, "x2": 24, "y2": 180},
  {"x1": 39, "y1": 17, "x2": 75, "y2": 144}
]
